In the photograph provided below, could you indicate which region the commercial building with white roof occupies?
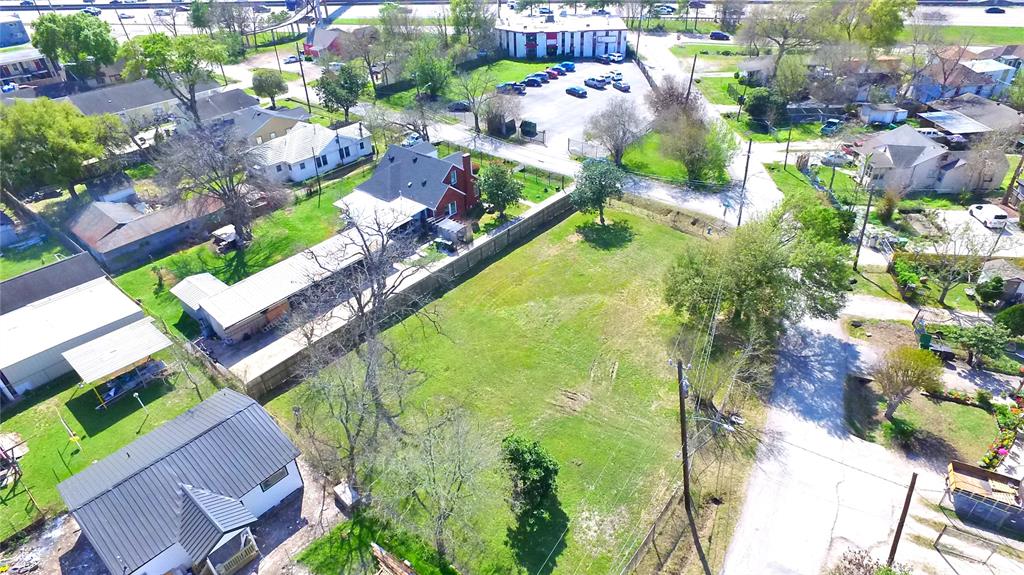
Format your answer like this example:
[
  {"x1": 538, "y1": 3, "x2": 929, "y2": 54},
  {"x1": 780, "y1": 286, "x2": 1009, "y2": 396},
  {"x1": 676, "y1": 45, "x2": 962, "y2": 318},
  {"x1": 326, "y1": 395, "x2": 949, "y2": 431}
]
[
  {"x1": 495, "y1": 13, "x2": 628, "y2": 60},
  {"x1": 0, "y1": 255, "x2": 146, "y2": 398},
  {"x1": 251, "y1": 121, "x2": 373, "y2": 183}
]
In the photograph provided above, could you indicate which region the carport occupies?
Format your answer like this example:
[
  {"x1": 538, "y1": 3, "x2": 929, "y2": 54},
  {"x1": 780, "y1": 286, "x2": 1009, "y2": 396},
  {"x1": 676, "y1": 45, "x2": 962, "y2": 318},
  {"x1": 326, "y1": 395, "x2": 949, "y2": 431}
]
[{"x1": 61, "y1": 318, "x2": 173, "y2": 410}]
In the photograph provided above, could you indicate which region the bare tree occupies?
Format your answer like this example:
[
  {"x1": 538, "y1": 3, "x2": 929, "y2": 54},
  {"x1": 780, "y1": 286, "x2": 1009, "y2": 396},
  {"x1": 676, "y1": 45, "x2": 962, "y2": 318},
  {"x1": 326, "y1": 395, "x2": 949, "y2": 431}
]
[
  {"x1": 433, "y1": 5, "x2": 450, "y2": 48},
  {"x1": 364, "y1": 103, "x2": 435, "y2": 143},
  {"x1": 585, "y1": 99, "x2": 644, "y2": 166},
  {"x1": 154, "y1": 12, "x2": 181, "y2": 37},
  {"x1": 482, "y1": 93, "x2": 520, "y2": 135},
  {"x1": 926, "y1": 39, "x2": 976, "y2": 98},
  {"x1": 451, "y1": 70, "x2": 497, "y2": 133},
  {"x1": 156, "y1": 129, "x2": 282, "y2": 246},
  {"x1": 873, "y1": 346, "x2": 943, "y2": 420},
  {"x1": 913, "y1": 221, "x2": 992, "y2": 304},
  {"x1": 350, "y1": 28, "x2": 382, "y2": 92},
  {"x1": 646, "y1": 75, "x2": 704, "y2": 123},
  {"x1": 739, "y1": 4, "x2": 822, "y2": 79},
  {"x1": 963, "y1": 130, "x2": 1016, "y2": 193}
]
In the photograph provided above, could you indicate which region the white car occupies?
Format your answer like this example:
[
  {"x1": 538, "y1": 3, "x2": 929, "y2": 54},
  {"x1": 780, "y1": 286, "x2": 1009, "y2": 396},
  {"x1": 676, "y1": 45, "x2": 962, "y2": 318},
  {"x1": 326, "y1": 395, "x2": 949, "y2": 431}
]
[
  {"x1": 608, "y1": 52, "x2": 624, "y2": 63},
  {"x1": 969, "y1": 204, "x2": 1009, "y2": 229}
]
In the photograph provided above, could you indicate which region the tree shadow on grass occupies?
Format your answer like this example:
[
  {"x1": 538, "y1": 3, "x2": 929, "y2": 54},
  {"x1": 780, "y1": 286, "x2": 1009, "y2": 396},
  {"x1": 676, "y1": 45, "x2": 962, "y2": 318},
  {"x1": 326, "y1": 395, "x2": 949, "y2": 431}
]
[
  {"x1": 575, "y1": 220, "x2": 635, "y2": 250},
  {"x1": 886, "y1": 412, "x2": 964, "y2": 474},
  {"x1": 506, "y1": 495, "x2": 569, "y2": 575},
  {"x1": 843, "y1": 377, "x2": 884, "y2": 441},
  {"x1": 64, "y1": 377, "x2": 175, "y2": 437}
]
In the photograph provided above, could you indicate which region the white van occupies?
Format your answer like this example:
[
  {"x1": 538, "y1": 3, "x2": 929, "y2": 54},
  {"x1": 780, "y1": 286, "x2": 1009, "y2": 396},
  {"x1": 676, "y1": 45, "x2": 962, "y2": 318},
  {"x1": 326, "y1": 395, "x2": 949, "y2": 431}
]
[{"x1": 969, "y1": 204, "x2": 1009, "y2": 229}]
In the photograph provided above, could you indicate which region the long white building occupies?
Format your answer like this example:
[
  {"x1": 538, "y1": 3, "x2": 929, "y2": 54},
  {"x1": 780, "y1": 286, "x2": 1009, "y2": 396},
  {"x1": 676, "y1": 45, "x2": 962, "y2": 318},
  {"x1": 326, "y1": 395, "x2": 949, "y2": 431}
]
[{"x1": 495, "y1": 13, "x2": 629, "y2": 60}]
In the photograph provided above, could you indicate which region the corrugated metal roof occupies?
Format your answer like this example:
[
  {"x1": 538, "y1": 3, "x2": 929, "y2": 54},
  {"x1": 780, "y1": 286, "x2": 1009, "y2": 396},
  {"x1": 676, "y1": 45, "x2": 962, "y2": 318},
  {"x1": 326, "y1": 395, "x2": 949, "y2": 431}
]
[
  {"x1": 68, "y1": 198, "x2": 223, "y2": 254},
  {"x1": 919, "y1": 110, "x2": 993, "y2": 135},
  {"x1": 169, "y1": 273, "x2": 229, "y2": 313},
  {"x1": 61, "y1": 318, "x2": 172, "y2": 383},
  {"x1": 179, "y1": 485, "x2": 257, "y2": 563},
  {"x1": 57, "y1": 389, "x2": 299, "y2": 575}
]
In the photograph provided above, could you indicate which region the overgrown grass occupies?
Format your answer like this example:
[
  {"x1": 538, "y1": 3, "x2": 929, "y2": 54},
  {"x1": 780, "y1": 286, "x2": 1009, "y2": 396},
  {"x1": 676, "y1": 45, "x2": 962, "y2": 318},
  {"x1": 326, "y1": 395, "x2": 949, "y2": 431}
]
[
  {"x1": 724, "y1": 114, "x2": 824, "y2": 143},
  {"x1": 379, "y1": 60, "x2": 567, "y2": 109},
  {"x1": 765, "y1": 162, "x2": 860, "y2": 205},
  {"x1": 269, "y1": 209, "x2": 747, "y2": 573},
  {"x1": 694, "y1": 76, "x2": 740, "y2": 105},
  {"x1": 0, "y1": 235, "x2": 73, "y2": 280},
  {"x1": 670, "y1": 44, "x2": 745, "y2": 72},
  {"x1": 622, "y1": 132, "x2": 690, "y2": 183},
  {"x1": 115, "y1": 169, "x2": 371, "y2": 339},
  {"x1": 0, "y1": 357, "x2": 219, "y2": 543},
  {"x1": 299, "y1": 515, "x2": 456, "y2": 575}
]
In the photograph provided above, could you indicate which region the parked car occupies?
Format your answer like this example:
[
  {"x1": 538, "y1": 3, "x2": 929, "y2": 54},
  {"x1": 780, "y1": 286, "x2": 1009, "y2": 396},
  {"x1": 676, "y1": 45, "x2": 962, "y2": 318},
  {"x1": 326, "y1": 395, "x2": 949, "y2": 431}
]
[
  {"x1": 592, "y1": 9, "x2": 609, "y2": 15},
  {"x1": 560, "y1": 61, "x2": 576, "y2": 72},
  {"x1": 608, "y1": 52, "x2": 625, "y2": 63},
  {"x1": 538, "y1": 7, "x2": 553, "y2": 15},
  {"x1": 597, "y1": 54, "x2": 611, "y2": 65},
  {"x1": 81, "y1": 7, "x2": 101, "y2": 15},
  {"x1": 497, "y1": 82, "x2": 526, "y2": 95},
  {"x1": 529, "y1": 73, "x2": 549, "y2": 83},
  {"x1": 609, "y1": 70, "x2": 623, "y2": 81},
  {"x1": 118, "y1": 12, "x2": 135, "y2": 19},
  {"x1": 543, "y1": 69, "x2": 559, "y2": 79},
  {"x1": 283, "y1": 55, "x2": 301, "y2": 64},
  {"x1": 566, "y1": 86, "x2": 588, "y2": 98},
  {"x1": 253, "y1": 5, "x2": 271, "y2": 13},
  {"x1": 655, "y1": 6, "x2": 674, "y2": 15},
  {"x1": 401, "y1": 133, "x2": 424, "y2": 147},
  {"x1": 109, "y1": 0, "x2": 122, "y2": 3},
  {"x1": 613, "y1": 81, "x2": 630, "y2": 92},
  {"x1": 447, "y1": 100, "x2": 471, "y2": 112},
  {"x1": 821, "y1": 151, "x2": 852, "y2": 167},
  {"x1": 153, "y1": 8, "x2": 170, "y2": 16},
  {"x1": 986, "y1": 6, "x2": 1006, "y2": 13},
  {"x1": 970, "y1": 204, "x2": 1010, "y2": 229},
  {"x1": 523, "y1": 76, "x2": 543, "y2": 87},
  {"x1": 19, "y1": 0, "x2": 34, "y2": 5},
  {"x1": 820, "y1": 119, "x2": 844, "y2": 136},
  {"x1": 709, "y1": 31, "x2": 731, "y2": 41},
  {"x1": 550, "y1": 66, "x2": 566, "y2": 76},
  {"x1": 584, "y1": 77, "x2": 606, "y2": 89}
]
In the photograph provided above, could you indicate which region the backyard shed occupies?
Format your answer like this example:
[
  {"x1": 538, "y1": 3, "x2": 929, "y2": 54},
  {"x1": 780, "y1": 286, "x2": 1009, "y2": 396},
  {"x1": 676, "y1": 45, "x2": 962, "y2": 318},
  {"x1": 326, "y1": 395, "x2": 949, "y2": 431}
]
[
  {"x1": 57, "y1": 389, "x2": 303, "y2": 575},
  {"x1": 979, "y1": 259, "x2": 1024, "y2": 301},
  {"x1": 170, "y1": 273, "x2": 230, "y2": 320},
  {"x1": 858, "y1": 103, "x2": 908, "y2": 125}
]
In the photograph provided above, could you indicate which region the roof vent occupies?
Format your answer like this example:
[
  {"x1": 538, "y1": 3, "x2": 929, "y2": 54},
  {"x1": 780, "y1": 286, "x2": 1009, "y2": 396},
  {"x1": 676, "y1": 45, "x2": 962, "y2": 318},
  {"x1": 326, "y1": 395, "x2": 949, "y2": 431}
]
[
  {"x1": 412, "y1": 157, "x2": 417, "y2": 163},
  {"x1": 422, "y1": 180, "x2": 427, "y2": 186},
  {"x1": 407, "y1": 182, "x2": 412, "y2": 188}
]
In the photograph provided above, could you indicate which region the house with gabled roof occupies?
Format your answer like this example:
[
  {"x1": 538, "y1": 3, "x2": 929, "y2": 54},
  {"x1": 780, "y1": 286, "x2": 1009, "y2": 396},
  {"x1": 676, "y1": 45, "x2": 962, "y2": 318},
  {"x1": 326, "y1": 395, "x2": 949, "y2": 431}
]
[
  {"x1": 57, "y1": 389, "x2": 302, "y2": 575},
  {"x1": 976, "y1": 45, "x2": 1024, "y2": 73},
  {"x1": 913, "y1": 58, "x2": 1015, "y2": 102},
  {"x1": 251, "y1": 121, "x2": 373, "y2": 183}
]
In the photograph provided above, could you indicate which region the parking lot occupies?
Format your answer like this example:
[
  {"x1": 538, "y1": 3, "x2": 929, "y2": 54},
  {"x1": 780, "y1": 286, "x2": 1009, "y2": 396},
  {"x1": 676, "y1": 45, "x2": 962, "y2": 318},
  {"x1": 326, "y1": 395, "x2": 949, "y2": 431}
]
[{"x1": 508, "y1": 61, "x2": 654, "y2": 152}]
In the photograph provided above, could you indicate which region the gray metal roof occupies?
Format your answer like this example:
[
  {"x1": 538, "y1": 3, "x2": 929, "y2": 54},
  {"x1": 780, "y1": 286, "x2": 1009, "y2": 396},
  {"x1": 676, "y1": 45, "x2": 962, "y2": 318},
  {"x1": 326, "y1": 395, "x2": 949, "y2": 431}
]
[
  {"x1": 179, "y1": 485, "x2": 257, "y2": 563},
  {"x1": 0, "y1": 253, "x2": 105, "y2": 315},
  {"x1": 357, "y1": 144, "x2": 462, "y2": 212},
  {"x1": 57, "y1": 389, "x2": 299, "y2": 575}
]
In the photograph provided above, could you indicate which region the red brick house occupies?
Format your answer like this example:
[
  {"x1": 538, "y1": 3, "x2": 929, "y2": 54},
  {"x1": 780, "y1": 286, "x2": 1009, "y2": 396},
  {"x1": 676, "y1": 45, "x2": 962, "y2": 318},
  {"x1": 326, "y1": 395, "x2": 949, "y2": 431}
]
[{"x1": 337, "y1": 143, "x2": 477, "y2": 237}]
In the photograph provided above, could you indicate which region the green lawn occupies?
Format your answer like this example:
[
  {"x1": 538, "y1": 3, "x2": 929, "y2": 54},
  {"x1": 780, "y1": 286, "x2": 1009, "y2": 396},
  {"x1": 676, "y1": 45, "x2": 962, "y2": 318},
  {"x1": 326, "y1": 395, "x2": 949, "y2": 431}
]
[
  {"x1": 475, "y1": 201, "x2": 530, "y2": 238},
  {"x1": 917, "y1": 282, "x2": 981, "y2": 314},
  {"x1": 765, "y1": 163, "x2": 860, "y2": 205},
  {"x1": 724, "y1": 114, "x2": 824, "y2": 143},
  {"x1": 622, "y1": 132, "x2": 689, "y2": 183},
  {"x1": 0, "y1": 235, "x2": 73, "y2": 280},
  {"x1": 379, "y1": 60, "x2": 563, "y2": 109},
  {"x1": 252, "y1": 67, "x2": 301, "y2": 82},
  {"x1": 115, "y1": 169, "x2": 371, "y2": 339},
  {"x1": 670, "y1": 44, "x2": 745, "y2": 72},
  {"x1": 851, "y1": 270, "x2": 903, "y2": 301},
  {"x1": 299, "y1": 515, "x2": 456, "y2": 575},
  {"x1": 0, "y1": 357, "x2": 219, "y2": 542},
  {"x1": 124, "y1": 163, "x2": 157, "y2": 180},
  {"x1": 268, "y1": 209, "x2": 706, "y2": 573},
  {"x1": 695, "y1": 76, "x2": 740, "y2": 105},
  {"x1": 891, "y1": 394, "x2": 999, "y2": 462},
  {"x1": 898, "y1": 25, "x2": 1024, "y2": 46},
  {"x1": 435, "y1": 141, "x2": 566, "y2": 204}
]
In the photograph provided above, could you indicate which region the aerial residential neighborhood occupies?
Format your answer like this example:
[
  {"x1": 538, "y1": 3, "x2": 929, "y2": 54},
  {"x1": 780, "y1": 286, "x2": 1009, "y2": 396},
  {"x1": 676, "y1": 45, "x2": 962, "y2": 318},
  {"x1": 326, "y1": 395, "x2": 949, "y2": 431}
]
[{"x1": 1, "y1": 2, "x2": 1023, "y2": 575}]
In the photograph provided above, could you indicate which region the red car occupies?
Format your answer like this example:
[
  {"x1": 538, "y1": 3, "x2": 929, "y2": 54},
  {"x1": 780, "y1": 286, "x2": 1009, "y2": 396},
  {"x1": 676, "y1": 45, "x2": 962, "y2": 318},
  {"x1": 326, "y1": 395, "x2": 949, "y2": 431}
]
[{"x1": 544, "y1": 69, "x2": 560, "y2": 79}]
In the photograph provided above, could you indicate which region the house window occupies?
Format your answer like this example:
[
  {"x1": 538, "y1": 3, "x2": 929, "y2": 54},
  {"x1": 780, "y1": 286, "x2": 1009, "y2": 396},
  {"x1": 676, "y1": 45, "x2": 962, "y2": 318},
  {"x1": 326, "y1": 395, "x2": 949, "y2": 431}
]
[
  {"x1": 300, "y1": 162, "x2": 306, "y2": 169},
  {"x1": 315, "y1": 156, "x2": 322, "y2": 168},
  {"x1": 359, "y1": 142, "x2": 365, "y2": 150},
  {"x1": 321, "y1": 154, "x2": 328, "y2": 165},
  {"x1": 260, "y1": 466, "x2": 289, "y2": 492},
  {"x1": 449, "y1": 171, "x2": 457, "y2": 185},
  {"x1": 343, "y1": 146, "x2": 351, "y2": 158},
  {"x1": 256, "y1": 136, "x2": 263, "y2": 144},
  {"x1": 276, "y1": 165, "x2": 283, "y2": 172},
  {"x1": 270, "y1": 132, "x2": 277, "y2": 139},
  {"x1": 447, "y1": 201, "x2": 457, "y2": 216}
]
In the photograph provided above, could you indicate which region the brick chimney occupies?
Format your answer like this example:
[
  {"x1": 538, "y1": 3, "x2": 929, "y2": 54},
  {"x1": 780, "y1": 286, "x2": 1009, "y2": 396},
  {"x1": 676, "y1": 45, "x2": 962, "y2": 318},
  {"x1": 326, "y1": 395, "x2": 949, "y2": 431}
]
[{"x1": 460, "y1": 152, "x2": 477, "y2": 207}]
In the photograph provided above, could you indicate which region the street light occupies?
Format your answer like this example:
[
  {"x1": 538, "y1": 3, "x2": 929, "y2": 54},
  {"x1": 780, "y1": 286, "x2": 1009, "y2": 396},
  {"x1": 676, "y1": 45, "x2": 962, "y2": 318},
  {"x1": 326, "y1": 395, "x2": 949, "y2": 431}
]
[{"x1": 133, "y1": 392, "x2": 149, "y2": 415}]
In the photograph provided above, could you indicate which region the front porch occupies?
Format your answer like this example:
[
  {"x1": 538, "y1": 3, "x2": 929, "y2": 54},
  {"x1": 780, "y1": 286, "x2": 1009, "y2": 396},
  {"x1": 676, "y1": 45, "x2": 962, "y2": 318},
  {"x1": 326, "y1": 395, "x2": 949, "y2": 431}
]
[{"x1": 197, "y1": 528, "x2": 260, "y2": 575}]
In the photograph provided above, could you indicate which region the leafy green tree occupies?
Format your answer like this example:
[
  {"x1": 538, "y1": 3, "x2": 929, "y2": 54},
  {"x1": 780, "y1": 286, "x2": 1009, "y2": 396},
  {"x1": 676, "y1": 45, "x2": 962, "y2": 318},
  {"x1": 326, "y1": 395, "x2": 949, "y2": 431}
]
[
  {"x1": 996, "y1": 304, "x2": 1024, "y2": 336},
  {"x1": 1007, "y1": 72, "x2": 1024, "y2": 111},
  {"x1": 189, "y1": 0, "x2": 213, "y2": 32},
  {"x1": 772, "y1": 55, "x2": 808, "y2": 102},
  {"x1": 861, "y1": 0, "x2": 917, "y2": 49},
  {"x1": 119, "y1": 33, "x2": 227, "y2": 125},
  {"x1": 570, "y1": 159, "x2": 626, "y2": 225},
  {"x1": 665, "y1": 117, "x2": 738, "y2": 183},
  {"x1": 450, "y1": 0, "x2": 493, "y2": 45},
  {"x1": 515, "y1": 0, "x2": 544, "y2": 15},
  {"x1": 0, "y1": 99, "x2": 124, "y2": 197},
  {"x1": 251, "y1": 68, "x2": 286, "y2": 109},
  {"x1": 31, "y1": 13, "x2": 118, "y2": 79},
  {"x1": 501, "y1": 435, "x2": 559, "y2": 515},
  {"x1": 477, "y1": 164, "x2": 524, "y2": 219},
  {"x1": 743, "y1": 87, "x2": 786, "y2": 120},
  {"x1": 409, "y1": 36, "x2": 452, "y2": 98},
  {"x1": 975, "y1": 276, "x2": 1005, "y2": 305},
  {"x1": 314, "y1": 64, "x2": 367, "y2": 122},
  {"x1": 874, "y1": 346, "x2": 943, "y2": 420},
  {"x1": 949, "y1": 323, "x2": 1010, "y2": 369}
]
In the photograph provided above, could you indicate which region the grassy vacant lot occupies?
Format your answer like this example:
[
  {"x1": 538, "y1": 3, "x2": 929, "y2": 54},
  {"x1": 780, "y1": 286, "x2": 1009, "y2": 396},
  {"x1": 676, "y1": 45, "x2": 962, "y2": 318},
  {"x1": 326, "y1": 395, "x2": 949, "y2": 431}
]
[
  {"x1": 695, "y1": 76, "x2": 739, "y2": 105},
  {"x1": 670, "y1": 44, "x2": 746, "y2": 72},
  {"x1": 116, "y1": 169, "x2": 371, "y2": 339},
  {"x1": 270, "y1": 208, "x2": 711, "y2": 573},
  {"x1": 724, "y1": 114, "x2": 824, "y2": 143},
  {"x1": 299, "y1": 515, "x2": 456, "y2": 575},
  {"x1": 844, "y1": 380, "x2": 998, "y2": 463},
  {"x1": 380, "y1": 60, "x2": 560, "y2": 109},
  {"x1": 898, "y1": 25, "x2": 1024, "y2": 46},
  {"x1": 0, "y1": 356, "x2": 219, "y2": 542},
  {"x1": 765, "y1": 163, "x2": 861, "y2": 205},
  {"x1": 622, "y1": 132, "x2": 690, "y2": 183},
  {"x1": 0, "y1": 235, "x2": 72, "y2": 280}
]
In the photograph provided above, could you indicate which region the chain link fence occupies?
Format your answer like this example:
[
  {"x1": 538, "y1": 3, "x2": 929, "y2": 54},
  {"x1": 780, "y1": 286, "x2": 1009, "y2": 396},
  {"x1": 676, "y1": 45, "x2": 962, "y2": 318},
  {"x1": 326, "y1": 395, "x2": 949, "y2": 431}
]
[{"x1": 568, "y1": 138, "x2": 606, "y2": 159}]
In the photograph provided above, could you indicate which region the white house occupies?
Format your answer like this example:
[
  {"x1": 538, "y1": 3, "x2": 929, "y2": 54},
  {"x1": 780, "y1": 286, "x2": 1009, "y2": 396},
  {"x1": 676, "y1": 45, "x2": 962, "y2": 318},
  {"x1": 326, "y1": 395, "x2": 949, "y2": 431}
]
[
  {"x1": 251, "y1": 121, "x2": 373, "y2": 183},
  {"x1": 495, "y1": 13, "x2": 628, "y2": 60},
  {"x1": 961, "y1": 59, "x2": 1017, "y2": 97},
  {"x1": 57, "y1": 389, "x2": 303, "y2": 575},
  {"x1": 858, "y1": 103, "x2": 908, "y2": 125}
]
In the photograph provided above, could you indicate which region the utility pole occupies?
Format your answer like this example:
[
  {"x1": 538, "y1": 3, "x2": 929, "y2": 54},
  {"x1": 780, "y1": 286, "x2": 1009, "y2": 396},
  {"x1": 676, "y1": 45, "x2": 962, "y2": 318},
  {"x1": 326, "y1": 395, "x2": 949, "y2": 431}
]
[
  {"x1": 311, "y1": 146, "x2": 324, "y2": 207},
  {"x1": 272, "y1": 30, "x2": 283, "y2": 74},
  {"x1": 1002, "y1": 153, "x2": 1024, "y2": 206},
  {"x1": 296, "y1": 44, "x2": 312, "y2": 114},
  {"x1": 677, "y1": 361, "x2": 713, "y2": 575},
  {"x1": 828, "y1": 164, "x2": 837, "y2": 195},
  {"x1": 783, "y1": 126, "x2": 793, "y2": 170},
  {"x1": 116, "y1": 11, "x2": 130, "y2": 40},
  {"x1": 852, "y1": 154, "x2": 876, "y2": 272},
  {"x1": 684, "y1": 53, "x2": 697, "y2": 105},
  {"x1": 887, "y1": 472, "x2": 918, "y2": 566},
  {"x1": 737, "y1": 138, "x2": 753, "y2": 226}
]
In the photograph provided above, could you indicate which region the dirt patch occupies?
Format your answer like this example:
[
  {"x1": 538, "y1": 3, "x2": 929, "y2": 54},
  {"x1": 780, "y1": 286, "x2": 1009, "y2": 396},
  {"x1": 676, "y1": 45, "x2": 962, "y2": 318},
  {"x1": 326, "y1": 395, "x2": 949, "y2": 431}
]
[
  {"x1": 567, "y1": 232, "x2": 582, "y2": 243},
  {"x1": 552, "y1": 388, "x2": 591, "y2": 413},
  {"x1": 843, "y1": 316, "x2": 916, "y2": 351},
  {"x1": 573, "y1": 506, "x2": 626, "y2": 553}
]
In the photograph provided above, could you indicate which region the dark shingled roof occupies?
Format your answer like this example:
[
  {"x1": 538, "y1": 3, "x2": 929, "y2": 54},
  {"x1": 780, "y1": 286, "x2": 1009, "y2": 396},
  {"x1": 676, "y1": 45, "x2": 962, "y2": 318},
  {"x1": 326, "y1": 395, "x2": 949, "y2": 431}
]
[
  {"x1": 357, "y1": 144, "x2": 462, "y2": 210},
  {"x1": 0, "y1": 253, "x2": 105, "y2": 315},
  {"x1": 57, "y1": 389, "x2": 300, "y2": 575},
  {"x1": 191, "y1": 88, "x2": 260, "y2": 121},
  {"x1": 67, "y1": 78, "x2": 220, "y2": 116}
]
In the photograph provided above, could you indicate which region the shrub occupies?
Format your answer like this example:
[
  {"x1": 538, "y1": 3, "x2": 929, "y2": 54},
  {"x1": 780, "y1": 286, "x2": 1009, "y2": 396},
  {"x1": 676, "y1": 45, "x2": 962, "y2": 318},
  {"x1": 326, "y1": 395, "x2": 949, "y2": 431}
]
[
  {"x1": 995, "y1": 304, "x2": 1024, "y2": 336},
  {"x1": 976, "y1": 276, "x2": 1004, "y2": 304},
  {"x1": 881, "y1": 419, "x2": 916, "y2": 446},
  {"x1": 976, "y1": 389, "x2": 994, "y2": 412},
  {"x1": 892, "y1": 259, "x2": 921, "y2": 290},
  {"x1": 921, "y1": 377, "x2": 944, "y2": 396},
  {"x1": 877, "y1": 190, "x2": 899, "y2": 223}
]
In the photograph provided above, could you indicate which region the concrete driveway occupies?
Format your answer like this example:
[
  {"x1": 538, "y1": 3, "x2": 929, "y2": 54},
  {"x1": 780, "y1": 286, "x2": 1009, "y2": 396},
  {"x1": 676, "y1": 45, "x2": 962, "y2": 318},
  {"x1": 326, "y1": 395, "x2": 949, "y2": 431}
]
[{"x1": 932, "y1": 209, "x2": 1024, "y2": 257}]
